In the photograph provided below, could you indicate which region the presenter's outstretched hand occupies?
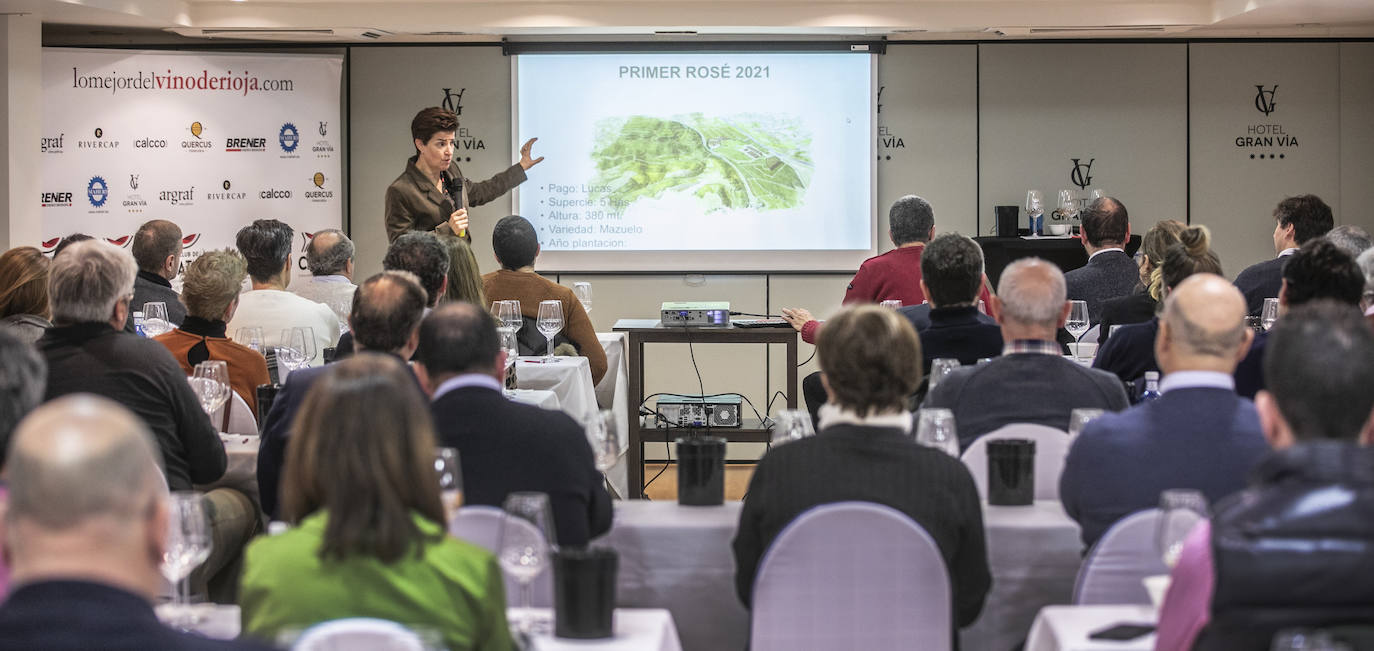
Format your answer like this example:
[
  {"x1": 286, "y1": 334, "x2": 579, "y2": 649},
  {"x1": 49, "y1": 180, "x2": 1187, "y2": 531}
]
[
  {"x1": 448, "y1": 208, "x2": 469, "y2": 236},
  {"x1": 780, "y1": 307, "x2": 814, "y2": 333},
  {"x1": 519, "y1": 138, "x2": 545, "y2": 170}
]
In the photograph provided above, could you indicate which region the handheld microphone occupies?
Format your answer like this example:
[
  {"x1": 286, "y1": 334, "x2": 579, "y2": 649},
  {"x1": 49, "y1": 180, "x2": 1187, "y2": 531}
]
[{"x1": 439, "y1": 170, "x2": 469, "y2": 238}]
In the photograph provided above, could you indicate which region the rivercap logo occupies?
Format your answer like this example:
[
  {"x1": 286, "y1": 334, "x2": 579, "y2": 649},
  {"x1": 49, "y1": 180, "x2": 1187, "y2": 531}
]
[
  {"x1": 94, "y1": 127, "x2": 103, "y2": 139},
  {"x1": 1255, "y1": 85, "x2": 1278, "y2": 116},
  {"x1": 190, "y1": 122, "x2": 204, "y2": 139},
  {"x1": 318, "y1": 121, "x2": 327, "y2": 136},
  {"x1": 441, "y1": 88, "x2": 465, "y2": 116},
  {"x1": 87, "y1": 176, "x2": 109, "y2": 208},
  {"x1": 223, "y1": 179, "x2": 232, "y2": 191},
  {"x1": 279, "y1": 123, "x2": 300, "y2": 153},
  {"x1": 312, "y1": 172, "x2": 326, "y2": 188},
  {"x1": 1070, "y1": 158, "x2": 1094, "y2": 190},
  {"x1": 130, "y1": 174, "x2": 139, "y2": 190}
]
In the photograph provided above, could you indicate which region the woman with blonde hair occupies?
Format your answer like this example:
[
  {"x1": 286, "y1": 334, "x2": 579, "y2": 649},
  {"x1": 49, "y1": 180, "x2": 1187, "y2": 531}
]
[
  {"x1": 240, "y1": 354, "x2": 513, "y2": 650},
  {"x1": 439, "y1": 234, "x2": 487, "y2": 307},
  {"x1": 0, "y1": 247, "x2": 52, "y2": 344},
  {"x1": 1098, "y1": 219, "x2": 1185, "y2": 343}
]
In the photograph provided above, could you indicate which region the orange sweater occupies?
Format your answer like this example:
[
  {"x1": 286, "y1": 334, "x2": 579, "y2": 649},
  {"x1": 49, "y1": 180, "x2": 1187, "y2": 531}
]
[
  {"x1": 482, "y1": 269, "x2": 607, "y2": 384},
  {"x1": 155, "y1": 326, "x2": 270, "y2": 419}
]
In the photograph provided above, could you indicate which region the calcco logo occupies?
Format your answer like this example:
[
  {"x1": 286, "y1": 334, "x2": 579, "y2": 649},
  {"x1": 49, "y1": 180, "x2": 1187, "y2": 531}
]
[
  {"x1": 134, "y1": 137, "x2": 167, "y2": 149},
  {"x1": 181, "y1": 121, "x2": 213, "y2": 151},
  {"x1": 1070, "y1": 158, "x2": 1094, "y2": 190},
  {"x1": 86, "y1": 176, "x2": 109, "y2": 208},
  {"x1": 1255, "y1": 85, "x2": 1278, "y2": 116},
  {"x1": 260, "y1": 187, "x2": 292, "y2": 200},
  {"x1": 123, "y1": 174, "x2": 147, "y2": 213},
  {"x1": 278, "y1": 122, "x2": 300, "y2": 154},
  {"x1": 306, "y1": 172, "x2": 334, "y2": 203},
  {"x1": 159, "y1": 186, "x2": 195, "y2": 206},
  {"x1": 441, "y1": 88, "x2": 465, "y2": 115},
  {"x1": 207, "y1": 179, "x2": 246, "y2": 201},
  {"x1": 40, "y1": 134, "x2": 64, "y2": 153},
  {"x1": 78, "y1": 127, "x2": 120, "y2": 150}
]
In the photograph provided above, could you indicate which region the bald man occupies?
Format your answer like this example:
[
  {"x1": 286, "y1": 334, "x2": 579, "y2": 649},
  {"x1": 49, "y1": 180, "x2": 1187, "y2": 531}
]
[
  {"x1": 1060, "y1": 274, "x2": 1270, "y2": 549},
  {"x1": 0, "y1": 396, "x2": 271, "y2": 651}
]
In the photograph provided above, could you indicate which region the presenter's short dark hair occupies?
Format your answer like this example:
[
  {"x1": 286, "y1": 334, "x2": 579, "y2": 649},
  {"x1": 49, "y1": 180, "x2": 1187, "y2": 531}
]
[
  {"x1": 384, "y1": 233, "x2": 450, "y2": 307},
  {"x1": 411, "y1": 107, "x2": 458, "y2": 147},
  {"x1": 1263, "y1": 300, "x2": 1374, "y2": 441},
  {"x1": 817, "y1": 305, "x2": 921, "y2": 417},
  {"x1": 888, "y1": 195, "x2": 935, "y2": 246},
  {"x1": 416, "y1": 302, "x2": 501, "y2": 377},
  {"x1": 1274, "y1": 194, "x2": 1334, "y2": 245},
  {"x1": 492, "y1": 215, "x2": 539, "y2": 270},
  {"x1": 351, "y1": 271, "x2": 428, "y2": 353},
  {"x1": 1081, "y1": 197, "x2": 1129, "y2": 247},
  {"x1": 1281, "y1": 238, "x2": 1363, "y2": 307},
  {"x1": 235, "y1": 219, "x2": 294, "y2": 283},
  {"x1": 131, "y1": 220, "x2": 182, "y2": 274},
  {"x1": 920, "y1": 234, "x2": 984, "y2": 308}
]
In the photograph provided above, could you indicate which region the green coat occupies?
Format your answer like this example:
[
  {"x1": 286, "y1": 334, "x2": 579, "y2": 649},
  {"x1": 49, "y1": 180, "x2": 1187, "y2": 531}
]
[
  {"x1": 239, "y1": 511, "x2": 514, "y2": 651},
  {"x1": 384, "y1": 155, "x2": 527, "y2": 243}
]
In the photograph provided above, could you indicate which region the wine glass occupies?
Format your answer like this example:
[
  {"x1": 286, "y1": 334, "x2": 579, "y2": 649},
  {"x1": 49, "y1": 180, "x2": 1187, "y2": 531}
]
[
  {"x1": 498, "y1": 326, "x2": 519, "y2": 395},
  {"x1": 435, "y1": 447, "x2": 463, "y2": 525},
  {"x1": 293, "y1": 327, "x2": 318, "y2": 366},
  {"x1": 928, "y1": 358, "x2": 961, "y2": 391},
  {"x1": 573, "y1": 282, "x2": 593, "y2": 314},
  {"x1": 536, "y1": 300, "x2": 564, "y2": 359},
  {"x1": 915, "y1": 408, "x2": 959, "y2": 457},
  {"x1": 1157, "y1": 489, "x2": 1210, "y2": 568},
  {"x1": 1057, "y1": 189, "x2": 1079, "y2": 229},
  {"x1": 499, "y1": 492, "x2": 555, "y2": 633},
  {"x1": 494, "y1": 300, "x2": 523, "y2": 334},
  {"x1": 1090, "y1": 188, "x2": 1107, "y2": 202},
  {"x1": 1262, "y1": 297, "x2": 1280, "y2": 331},
  {"x1": 770, "y1": 409, "x2": 815, "y2": 447},
  {"x1": 1065, "y1": 300, "x2": 1091, "y2": 358},
  {"x1": 161, "y1": 491, "x2": 213, "y2": 629},
  {"x1": 192, "y1": 361, "x2": 231, "y2": 416},
  {"x1": 1068, "y1": 408, "x2": 1105, "y2": 439},
  {"x1": 234, "y1": 327, "x2": 264, "y2": 354},
  {"x1": 587, "y1": 409, "x2": 621, "y2": 474},
  {"x1": 1025, "y1": 190, "x2": 1044, "y2": 236},
  {"x1": 142, "y1": 302, "x2": 173, "y2": 337},
  {"x1": 274, "y1": 329, "x2": 307, "y2": 379},
  {"x1": 880, "y1": 299, "x2": 903, "y2": 309}
]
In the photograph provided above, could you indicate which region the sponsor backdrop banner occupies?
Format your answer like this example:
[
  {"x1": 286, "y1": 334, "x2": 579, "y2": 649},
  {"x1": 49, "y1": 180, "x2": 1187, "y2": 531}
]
[{"x1": 40, "y1": 48, "x2": 343, "y2": 277}]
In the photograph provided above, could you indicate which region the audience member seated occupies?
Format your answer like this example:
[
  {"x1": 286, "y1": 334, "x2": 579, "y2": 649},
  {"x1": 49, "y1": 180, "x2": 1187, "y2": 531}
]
[
  {"x1": 1359, "y1": 247, "x2": 1374, "y2": 329},
  {"x1": 226, "y1": 219, "x2": 338, "y2": 367},
  {"x1": 0, "y1": 246, "x2": 52, "y2": 345},
  {"x1": 259, "y1": 271, "x2": 428, "y2": 520},
  {"x1": 0, "y1": 396, "x2": 272, "y2": 651},
  {"x1": 415, "y1": 302, "x2": 611, "y2": 547},
  {"x1": 1094, "y1": 225, "x2": 1220, "y2": 393},
  {"x1": 123, "y1": 219, "x2": 186, "y2": 333},
  {"x1": 51, "y1": 233, "x2": 94, "y2": 259},
  {"x1": 1065, "y1": 196, "x2": 1136, "y2": 324},
  {"x1": 910, "y1": 234, "x2": 1003, "y2": 374},
  {"x1": 1325, "y1": 224, "x2": 1371, "y2": 259},
  {"x1": 482, "y1": 215, "x2": 606, "y2": 384},
  {"x1": 39, "y1": 240, "x2": 255, "y2": 602},
  {"x1": 1233, "y1": 238, "x2": 1363, "y2": 399},
  {"x1": 1060, "y1": 274, "x2": 1267, "y2": 550},
  {"x1": 153, "y1": 249, "x2": 270, "y2": 417},
  {"x1": 288, "y1": 228, "x2": 356, "y2": 325},
  {"x1": 0, "y1": 329, "x2": 46, "y2": 599},
  {"x1": 335, "y1": 232, "x2": 449, "y2": 358},
  {"x1": 240, "y1": 354, "x2": 513, "y2": 651},
  {"x1": 1098, "y1": 219, "x2": 1184, "y2": 346},
  {"x1": 440, "y1": 234, "x2": 488, "y2": 306},
  {"x1": 1233, "y1": 194, "x2": 1334, "y2": 316},
  {"x1": 732, "y1": 305, "x2": 991, "y2": 633},
  {"x1": 1155, "y1": 301, "x2": 1374, "y2": 650},
  {"x1": 923, "y1": 258, "x2": 1128, "y2": 450}
]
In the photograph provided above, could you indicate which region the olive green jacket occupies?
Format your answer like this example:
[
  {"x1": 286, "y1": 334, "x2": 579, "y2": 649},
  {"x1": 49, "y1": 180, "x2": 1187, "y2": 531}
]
[{"x1": 384, "y1": 155, "x2": 527, "y2": 243}]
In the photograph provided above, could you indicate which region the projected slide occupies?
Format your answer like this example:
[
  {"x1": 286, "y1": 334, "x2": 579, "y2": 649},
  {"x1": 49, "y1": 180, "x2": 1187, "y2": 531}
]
[{"x1": 516, "y1": 53, "x2": 872, "y2": 253}]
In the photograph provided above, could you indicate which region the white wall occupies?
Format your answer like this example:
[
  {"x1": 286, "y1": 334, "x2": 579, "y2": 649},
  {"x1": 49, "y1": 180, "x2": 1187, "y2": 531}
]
[{"x1": 1, "y1": 14, "x2": 42, "y2": 251}]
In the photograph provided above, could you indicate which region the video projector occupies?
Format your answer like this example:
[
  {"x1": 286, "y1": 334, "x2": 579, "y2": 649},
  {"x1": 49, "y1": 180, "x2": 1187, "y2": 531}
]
[
  {"x1": 660, "y1": 301, "x2": 730, "y2": 327},
  {"x1": 655, "y1": 394, "x2": 742, "y2": 428}
]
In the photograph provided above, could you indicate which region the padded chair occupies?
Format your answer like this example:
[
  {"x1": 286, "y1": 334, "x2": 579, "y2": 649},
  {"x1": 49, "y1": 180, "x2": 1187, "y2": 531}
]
[
  {"x1": 210, "y1": 390, "x2": 257, "y2": 435},
  {"x1": 292, "y1": 618, "x2": 426, "y2": 651},
  {"x1": 449, "y1": 506, "x2": 553, "y2": 608},
  {"x1": 960, "y1": 423, "x2": 1070, "y2": 501},
  {"x1": 1072, "y1": 509, "x2": 1170, "y2": 605},
  {"x1": 750, "y1": 502, "x2": 952, "y2": 651},
  {"x1": 1080, "y1": 324, "x2": 1102, "y2": 344}
]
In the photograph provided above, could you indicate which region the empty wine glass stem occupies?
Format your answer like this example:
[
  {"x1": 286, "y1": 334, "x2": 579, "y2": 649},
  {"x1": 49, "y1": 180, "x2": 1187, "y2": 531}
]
[{"x1": 546, "y1": 339, "x2": 554, "y2": 358}]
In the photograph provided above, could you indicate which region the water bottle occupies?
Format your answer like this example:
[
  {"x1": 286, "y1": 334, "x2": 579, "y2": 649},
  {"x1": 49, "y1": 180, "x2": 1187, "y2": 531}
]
[
  {"x1": 1140, "y1": 371, "x2": 1162, "y2": 402},
  {"x1": 132, "y1": 311, "x2": 146, "y2": 337}
]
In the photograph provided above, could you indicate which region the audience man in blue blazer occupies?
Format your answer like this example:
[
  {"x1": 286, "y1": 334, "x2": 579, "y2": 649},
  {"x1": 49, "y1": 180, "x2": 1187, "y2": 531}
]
[{"x1": 1061, "y1": 274, "x2": 1269, "y2": 550}]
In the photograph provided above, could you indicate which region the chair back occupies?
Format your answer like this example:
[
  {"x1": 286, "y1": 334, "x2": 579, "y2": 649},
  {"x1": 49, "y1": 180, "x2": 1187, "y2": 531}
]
[
  {"x1": 214, "y1": 390, "x2": 257, "y2": 435},
  {"x1": 960, "y1": 423, "x2": 1070, "y2": 501},
  {"x1": 449, "y1": 505, "x2": 553, "y2": 608},
  {"x1": 750, "y1": 501, "x2": 952, "y2": 651},
  {"x1": 292, "y1": 618, "x2": 425, "y2": 651},
  {"x1": 1072, "y1": 509, "x2": 1169, "y2": 604},
  {"x1": 1080, "y1": 324, "x2": 1102, "y2": 344}
]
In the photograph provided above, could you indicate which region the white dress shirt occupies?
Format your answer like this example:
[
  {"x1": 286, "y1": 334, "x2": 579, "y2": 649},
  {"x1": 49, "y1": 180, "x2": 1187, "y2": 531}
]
[{"x1": 227, "y1": 289, "x2": 340, "y2": 366}]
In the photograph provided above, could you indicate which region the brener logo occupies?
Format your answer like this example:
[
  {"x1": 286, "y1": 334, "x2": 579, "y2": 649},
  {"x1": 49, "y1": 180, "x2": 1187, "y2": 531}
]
[
  {"x1": 40, "y1": 191, "x2": 74, "y2": 207},
  {"x1": 123, "y1": 174, "x2": 147, "y2": 213},
  {"x1": 86, "y1": 176, "x2": 109, "y2": 209},
  {"x1": 313, "y1": 121, "x2": 334, "y2": 158},
  {"x1": 181, "y1": 121, "x2": 213, "y2": 151},
  {"x1": 260, "y1": 187, "x2": 292, "y2": 199},
  {"x1": 159, "y1": 186, "x2": 195, "y2": 206},
  {"x1": 442, "y1": 88, "x2": 465, "y2": 115},
  {"x1": 306, "y1": 172, "x2": 334, "y2": 203},
  {"x1": 206, "y1": 179, "x2": 246, "y2": 201},
  {"x1": 78, "y1": 126, "x2": 120, "y2": 150},
  {"x1": 225, "y1": 136, "x2": 267, "y2": 152},
  {"x1": 1255, "y1": 85, "x2": 1278, "y2": 116},
  {"x1": 40, "y1": 133, "x2": 65, "y2": 153},
  {"x1": 278, "y1": 122, "x2": 300, "y2": 155},
  {"x1": 1070, "y1": 158, "x2": 1094, "y2": 190}
]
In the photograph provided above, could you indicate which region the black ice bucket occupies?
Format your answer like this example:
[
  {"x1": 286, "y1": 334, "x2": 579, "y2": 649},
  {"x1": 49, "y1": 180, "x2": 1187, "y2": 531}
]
[
  {"x1": 676, "y1": 435, "x2": 726, "y2": 506},
  {"x1": 553, "y1": 546, "x2": 618, "y2": 639},
  {"x1": 987, "y1": 439, "x2": 1035, "y2": 506}
]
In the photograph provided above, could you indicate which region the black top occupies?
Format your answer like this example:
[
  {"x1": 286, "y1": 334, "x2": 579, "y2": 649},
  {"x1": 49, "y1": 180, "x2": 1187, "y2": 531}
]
[
  {"x1": 124, "y1": 270, "x2": 186, "y2": 333},
  {"x1": 1233, "y1": 256, "x2": 1286, "y2": 317},
  {"x1": 1097, "y1": 289, "x2": 1157, "y2": 347},
  {"x1": 0, "y1": 580, "x2": 272, "y2": 651},
  {"x1": 919, "y1": 306, "x2": 1004, "y2": 373},
  {"x1": 40, "y1": 322, "x2": 224, "y2": 490},
  {"x1": 732, "y1": 424, "x2": 991, "y2": 629},
  {"x1": 1091, "y1": 318, "x2": 1161, "y2": 394},
  {"x1": 431, "y1": 384, "x2": 612, "y2": 548},
  {"x1": 1232, "y1": 330, "x2": 1269, "y2": 400}
]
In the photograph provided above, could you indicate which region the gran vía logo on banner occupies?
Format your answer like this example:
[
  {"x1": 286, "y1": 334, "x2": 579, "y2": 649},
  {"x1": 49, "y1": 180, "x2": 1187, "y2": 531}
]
[
  {"x1": 206, "y1": 179, "x2": 247, "y2": 201},
  {"x1": 1236, "y1": 84, "x2": 1297, "y2": 161},
  {"x1": 278, "y1": 122, "x2": 301, "y2": 159},
  {"x1": 439, "y1": 87, "x2": 487, "y2": 162},
  {"x1": 78, "y1": 127, "x2": 121, "y2": 150},
  {"x1": 85, "y1": 175, "x2": 110, "y2": 215},
  {"x1": 181, "y1": 121, "x2": 214, "y2": 152},
  {"x1": 875, "y1": 85, "x2": 905, "y2": 163},
  {"x1": 313, "y1": 121, "x2": 335, "y2": 159},
  {"x1": 306, "y1": 172, "x2": 334, "y2": 203},
  {"x1": 124, "y1": 174, "x2": 147, "y2": 214}
]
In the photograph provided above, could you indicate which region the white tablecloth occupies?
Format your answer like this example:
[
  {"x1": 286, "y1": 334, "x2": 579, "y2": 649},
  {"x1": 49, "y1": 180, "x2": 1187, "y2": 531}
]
[
  {"x1": 1025, "y1": 605, "x2": 1157, "y2": 651},
  {"x1": 511, "y1": 388, "x2": 561, "y2": 410},
  {"x1": 513, "y1": 608, "x2": 683, "y2": 651},
  {"x1": 595, "y1": 499, "x2": 1083, "y2": 651},
  {"x1": 596, "y1": 333, "x2": 631, "y2": 498},
  {"x1": 196, "y1": 434, "x2": 260, "y2": 509},
  {"x1": 156, "y1": 603, "x2": 241, "y2": 639},
  {"x1": 516, "y1": 356, "x2": 600, "y2": 433}
]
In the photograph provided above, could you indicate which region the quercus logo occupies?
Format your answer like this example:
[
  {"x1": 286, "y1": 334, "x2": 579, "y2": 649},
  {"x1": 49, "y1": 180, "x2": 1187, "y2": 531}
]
[
  {"x1": 181, "y1": 121, "x2": 213, "y2": 151},
  {"x1": 306, "y1": 172, "x2": 334, "y2": 202}
]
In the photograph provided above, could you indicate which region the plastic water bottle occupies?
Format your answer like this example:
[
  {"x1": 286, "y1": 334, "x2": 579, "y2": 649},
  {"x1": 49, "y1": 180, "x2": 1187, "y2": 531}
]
[
  {"x1": 132, "y1": 311, "x2": 146, "y2": 337},
  {"x1": 1140, "y1": 371, "x2": 1162, "y2": 402}
]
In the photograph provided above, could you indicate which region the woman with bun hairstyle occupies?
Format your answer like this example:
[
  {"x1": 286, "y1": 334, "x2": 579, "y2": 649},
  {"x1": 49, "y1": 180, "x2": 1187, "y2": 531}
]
[
  {"x1": 1098, "y1": 219, "x2": 1185, "y2": 345},
  {"x1": 0, "y1": 247, "x2": 52, "y2": 345}
]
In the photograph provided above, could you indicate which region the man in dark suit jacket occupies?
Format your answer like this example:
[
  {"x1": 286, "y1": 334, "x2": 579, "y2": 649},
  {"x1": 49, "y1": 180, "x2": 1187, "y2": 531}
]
[
  {"x1": 1233, "y1": 194, "x2": 1334, "y2": 316},
  {"x1": 733, "y1": 305, "x2": 991, "y2": 633},
  {"x1": 257, "y1": 271, "x2": 428, "y2": 519},
  {"x1": 912, "y1": 234, "x2": 1004, "y2": 373},
  {"x1": 124, "y1": 219, "x2": 187, "y2": 333},
  {"x1": 1061, "y1": 275, "x2": 1268, "y2": 549},
  {"x1": 1065, "y1": 197, "x2": 1138, "y2": 324},
  {"x1": 0, "y1": 396, "x2": 271, "y2": 651},
  {"x1": 415, "y1": 302, "x2": 611, "y2": 548},
  {"x1": 925, "y1": 258, "x2": 1129, "y2": 450}
]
